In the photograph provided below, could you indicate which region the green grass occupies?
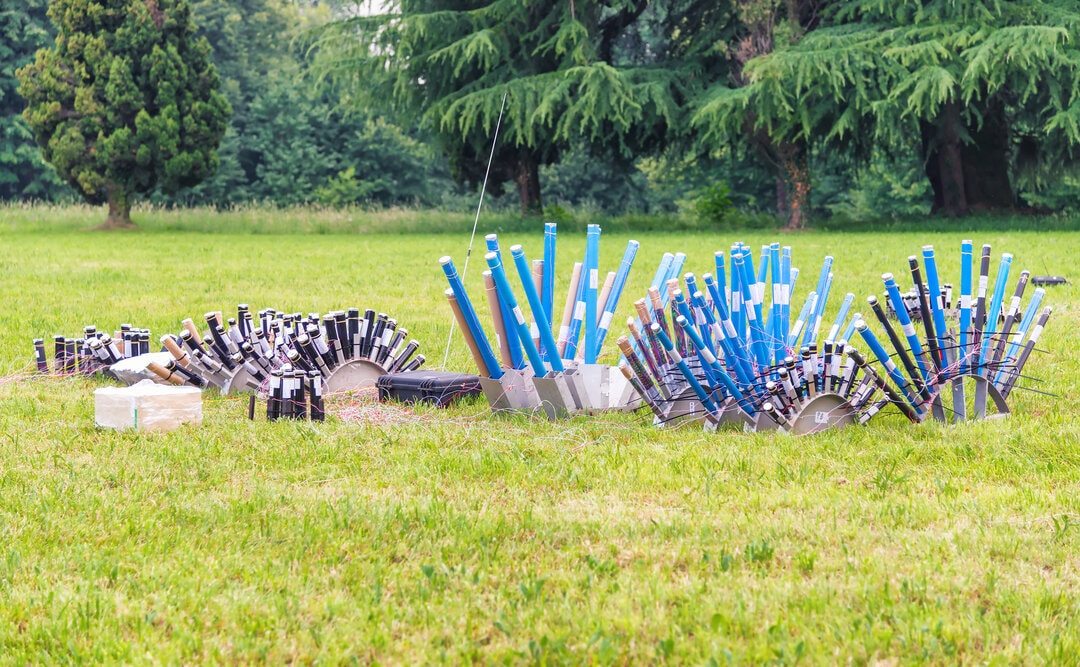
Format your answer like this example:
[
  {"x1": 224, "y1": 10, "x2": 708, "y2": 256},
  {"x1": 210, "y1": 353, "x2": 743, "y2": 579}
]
[{"x1": 1, "y1": 206, "x2": 1079, "y2": 663}]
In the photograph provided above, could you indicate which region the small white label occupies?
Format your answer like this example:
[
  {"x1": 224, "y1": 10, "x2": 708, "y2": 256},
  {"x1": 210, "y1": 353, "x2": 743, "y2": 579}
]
[
  {"x1": 1030, "y1": 324, "x2": 1044, "y2": 341},
  {"x1": 959, "y1": 295, "x2": 971, "y2": 309},
  {"x1": 1008, "y1": 296, "x2": 1021, "y2": 316},
  {"x1": 599, "y1": 311, "x2": 613, "y2": 330},
  {"x1": 773, "y1": 284, "x2": 783, "y2": 304},
  {"x1": 701, "y1": 349, "x2": 717, "y2": 365},
  {"x1": 815, "y1": 411, "x2": 830, "y2": 425},
  {"x1": 978, "y1": 276, "x2": 989, "y2": 294},
  {"x1": 590, "y1": 269, "x2": 599, "y2": 289},
  {"x1": 557, "y1": 325, "x2": 569, "y2": 341},
  {"x1": 885, "y1": 360, "x2": 898, "y2": 373},
  {"x1": 902, "y1": 322, "x2": 916, "y2": 338},
  {"x1": 573, "y1": 302, "x2": 586, "y2": 320},
  {"x1": 669, "y1": 350, "x2": 683, "y2": 364},
  {"x1": 530, "y1": 323, "x2": 539, "y2": 339},
  {"x1": 513, "y1": 306, "x2": 526, "y2": 326}
]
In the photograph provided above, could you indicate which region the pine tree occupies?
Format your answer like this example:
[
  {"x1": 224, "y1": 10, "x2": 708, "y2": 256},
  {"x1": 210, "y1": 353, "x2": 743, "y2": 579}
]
[
  {"x1": 310, "y1": 0, "x2": 691, "y2": 216},
  {"x1": 17, "y1": 0, "x2": 230, "y2": 227},
  {"x1": 694, "y1": 0, "x2": 1080, "y2": 216},
  {"x1": 692, "y1": 0, "x2": 818, "y2": 228},
  {"x1": 0, "y1": 0, "x2": 67, "y2": 200}
]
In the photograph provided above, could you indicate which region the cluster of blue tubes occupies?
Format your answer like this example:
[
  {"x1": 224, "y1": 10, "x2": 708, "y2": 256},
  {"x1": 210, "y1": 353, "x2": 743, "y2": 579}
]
[
  {"x1": 854, "y1": 241, "x2": 1050, "y2": 414},
  {"x1": 440, "y1": 223, "x2": 639, "y2": 379},
  {"x1": 624, "y1": 243, "x2": 853, "y2": 419},
  {"x1": 443, "y1": 230, "x2": 1051, "y2": 425}
]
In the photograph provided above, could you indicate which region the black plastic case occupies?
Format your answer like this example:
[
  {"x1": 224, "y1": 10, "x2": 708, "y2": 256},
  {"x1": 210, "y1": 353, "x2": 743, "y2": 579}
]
[{"x1": 376, "y1": 370, "x2": 482, "y2": 407}]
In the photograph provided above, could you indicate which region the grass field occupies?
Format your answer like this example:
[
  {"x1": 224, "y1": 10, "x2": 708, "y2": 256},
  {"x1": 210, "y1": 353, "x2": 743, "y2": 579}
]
[{"x1": 1, "y1": 205, "x2": 1079, "y2": 664}]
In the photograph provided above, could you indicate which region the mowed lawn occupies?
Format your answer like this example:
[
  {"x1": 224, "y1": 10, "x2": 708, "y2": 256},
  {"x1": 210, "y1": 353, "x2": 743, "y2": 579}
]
[{"x1": 1, "y1": 206, "x2": 1079, "y2": 664}]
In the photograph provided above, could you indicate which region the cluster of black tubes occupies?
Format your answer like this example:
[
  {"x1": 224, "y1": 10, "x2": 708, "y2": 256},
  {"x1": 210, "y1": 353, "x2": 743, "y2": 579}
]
[
  {"x1": 170, "y1": 306, "x2": 424, "y2": 421},
  {"x1": 33, "y1": 325, "x2": 152, "y2": 375},
  {"x1": 264, "y1": 368, "x2": 326, "y2": 422},
  {"x1": 885, "y1": 284, "x2": 953, "y2": 322},
  {"x1": 756, "y1": 344, "x2": 916, "y2": 428},
  {"x1": 32, "y1": 305, "x2": 425, "y2": 423}
]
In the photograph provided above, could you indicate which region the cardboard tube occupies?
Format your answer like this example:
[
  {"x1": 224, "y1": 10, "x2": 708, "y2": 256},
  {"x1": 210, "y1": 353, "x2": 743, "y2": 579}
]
[
  {"x1": 596, "y1": 271, "x2": 616, "y2": 326},
  {"x1": 147, "y1": 361, "x2": 184, "y2": 386},
  {"x1": 532, "y1": 259, "x2": 544, "y2": 306},
  {"x1": 633, "y1": 298, "x2": 651, "y2": 326},
  {"x1": 617, "y1": 335, "x2": 658, "y2": 396},
  {"x1": 665, "y1": 278, "x2": 680, "y2": 303},
  {"x1": 484, "y1": 271, "x2": 512, "y2": 369},
  {"x1": 532, "y1": 259, "x2": 545, "y2": 350},
  {"x1": 182, "y1": 318, "x2": 205, "y2": 347},
  {"x1": 160, "y1": 335, "x2": 190, "y2": 368},
  {"x1": 446, "y1": 289, "x2": 489, "y2": 377},
  {"x1": 557, "y1": 262, "x2": 583, "y2": 357},
  {"x1": 577, "y1": 270, "x2": 617, "y2": 361},
  {"x1": 648, "y1": 286, "x2": 663, "y2": 313}
]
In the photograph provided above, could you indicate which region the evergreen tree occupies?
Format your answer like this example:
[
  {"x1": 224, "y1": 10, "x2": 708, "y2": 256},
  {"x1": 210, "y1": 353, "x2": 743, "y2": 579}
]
[
  {"x1": 695, "y1": 0, "x2": 1080, "y2": 216},
  {"x1": 0, "y1": 0, "x2": 67, "y2": 200},
  {"x1": 186, "y1": 0, "x2": 296, "y2": 201},
  {"x1": 311, "y1": 0, "x2": 691, "y2": 216},
  {"x1": 691, "y1": 0, "x2": 818, "y2": 228},
  {"x1": 17, "y1": 0, "x2": 230, "y2": 227}
]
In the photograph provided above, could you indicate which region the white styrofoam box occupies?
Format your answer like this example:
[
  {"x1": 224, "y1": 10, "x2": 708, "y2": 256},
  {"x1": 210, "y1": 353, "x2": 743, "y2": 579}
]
[{"x1": 95, "y1": 380, "x2": 203, "y2": 431}]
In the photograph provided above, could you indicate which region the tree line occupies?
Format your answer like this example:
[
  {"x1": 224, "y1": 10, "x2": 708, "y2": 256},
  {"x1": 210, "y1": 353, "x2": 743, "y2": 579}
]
[{"x1": 3, "y1": 0, "x2": 1079, "y2": 227}]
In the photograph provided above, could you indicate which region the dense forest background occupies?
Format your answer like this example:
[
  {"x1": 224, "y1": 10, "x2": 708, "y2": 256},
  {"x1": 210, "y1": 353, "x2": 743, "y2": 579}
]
[{"x1": 2, "y1": 0, "x2": 1078, "y2": 226}]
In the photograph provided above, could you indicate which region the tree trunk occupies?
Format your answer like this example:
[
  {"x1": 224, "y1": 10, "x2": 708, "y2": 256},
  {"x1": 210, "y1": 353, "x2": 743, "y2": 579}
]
[
  {"x1": 515, "y1": 154, "x2": 542, "y2": 217},
  {"x1": 99, "y1": 183, "x2": 136, "y2": 229},
  {"x1": 779, "y1": 141, "x2": 810, "y2": 230},
  {"x1": 923, "y1": 99, "x2": 1014, "y2": 216},
  {"x1": 962, "y1": 95, "x2": 1014, "y2": 210},
  {"x1": 925, "y1": 102, "x2": 969, "y2": 216},
  {"x1": 775, "y1": 175, "x2": 789, "y2": 222}
]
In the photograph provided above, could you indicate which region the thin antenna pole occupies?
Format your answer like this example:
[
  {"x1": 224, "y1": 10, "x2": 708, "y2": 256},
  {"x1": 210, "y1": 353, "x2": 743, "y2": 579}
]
[{"x1": 442, "y1": 89, "x2": 509, "y2": 370}]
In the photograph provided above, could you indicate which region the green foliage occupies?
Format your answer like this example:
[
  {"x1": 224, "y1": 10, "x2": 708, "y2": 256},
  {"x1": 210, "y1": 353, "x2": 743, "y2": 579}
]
[
  {"x1": 0, "y1": 0, "x2": 69, "y2": 201},
  {"x1": 694, "y1": 0, "x2": 1080, "y2": 212},
  {"x1": 691, "y1": 181, "x2": 734, "y2": 226},
  {"x1": 177, "y1": 76, "x2": 448, "y2": 208},
  {"x1": 16, "y1": 0, "x2": 230, "y2": 224},
  {"x1": 1021, "y1": 173, "x2": 1080, "y2": 212},
  {"x1": 818, "y1": 152, "x2": 932, "y2": 220},
  {"x1": 190, "y1": 0, "x2": 297, "y2": 115},
  {"x1": 540, "y1": 203, "x2": 574, "y2": 224},
  {"x1": 178, "y1": 1, "x2": 453, "y2": 209},
  {"x1": 313, "y1": 167, "x2": 365, "y2": 209},
  {"x1": 310, "y1": 0, "x2": 698, "y2": 213},
  {"x1": 637, "y1": 151, "x2": 767, "y2": 215},
  {"x1": 538, "y1": 146, "x2": 653, "y2": 214}
]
